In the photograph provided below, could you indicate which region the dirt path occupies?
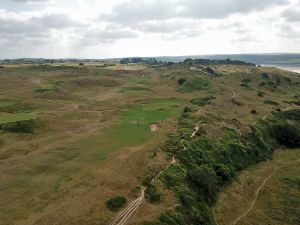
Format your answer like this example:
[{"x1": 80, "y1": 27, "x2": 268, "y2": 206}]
[
  {"x1": 181, "y1": 139, "x2": 187, "y2": 150},
  {"x1": 230, "y1": 167, "x2": 278, "y2": 225},
  {"x1": 191, "y1": 125, "x2": 199, "y2": 138},
  {"x1": 109, "y1": 187, "x2": 145, "y2": 225}
]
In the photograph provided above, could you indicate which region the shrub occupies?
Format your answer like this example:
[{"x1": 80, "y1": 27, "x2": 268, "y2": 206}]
[
  {"x1": 159, "y1": 213, "x2": 177, "y2": 225},
  {"x1": 187, "y1": 165, "x2": 219, "y2": 205},
  {"x1": 105, "y1": 196, "x2": 127, "y2": 211},
  {"x1": 145, "y1": 184, "x2": 161, "y2": 204},
  {"x1": 79, "y1": 62, "x2": 84, "y2": 66},
  {"x1": 264, "y1": 100, "x2": 279, "y2": 105},
  {"x1": 240, "y1": 83, "x2": 251, "y2": 89},
  {"x1": 257, "y1": 91, "x2": 265, "y2": 97},
  {"x1": 215, "y1": 164, "x2": 235, "y2": 183},
  {"x1": 178, "y1": 78, "x2": 186, "y2": 85},
  {"x1": 241, "y1": 78, "x2": 252, "y2": 83},
  {"x1": 1, "y1": 119, "x2": 39, "y2": 133},
  {"x1": 179, "y1": 77, "x2": 211, "y2": 93},
  {"x1": 272, "y1": 121, "x2": 300, "y2": 148},
  {"x1": 251, "y1": 109, "x2": 258, "y2": 114},
  {"x1": 191, "y1": 96, "x2": 216, "y2": 106}
]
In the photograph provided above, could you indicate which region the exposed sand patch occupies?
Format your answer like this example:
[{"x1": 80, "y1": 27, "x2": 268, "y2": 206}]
[{"x1": 150, "y1": 123, "x2": 159, "y2": 132}]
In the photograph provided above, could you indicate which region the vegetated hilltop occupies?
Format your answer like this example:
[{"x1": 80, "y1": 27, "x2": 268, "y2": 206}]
[{"x1": 0, "y1": 58, "x2": 299, "y2": 225}]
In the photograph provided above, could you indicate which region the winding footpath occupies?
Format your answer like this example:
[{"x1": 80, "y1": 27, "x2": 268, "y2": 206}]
[{"x1": 230, "y1": 167, "x2": 278, "y2": 225}]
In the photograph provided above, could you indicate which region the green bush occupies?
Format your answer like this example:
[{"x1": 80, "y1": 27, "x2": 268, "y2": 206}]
[
  {"x1": 191, "y1": 96, "x2": 216, "y2": 106},
  {"x1": 159, "y1": 213, "x2": 177, "y2": 225},
  {"x1": 257, "y1": 91, "x2": 265, "y2": 97},
  {"x1": 1, "y1": 119, "x2": 39, "y2": 133},
  {"x1": 105, "y1": 196, "x2": 127, "y2": 212},
  {"x1": 251, "y1": 109, "x2": 258, "y2": 114},
  {"x1": 272, "y1": 121, "x2": 300, "y2": 148},
  {"x1": 240, "y1": 83, "x2": 251, "y2": 89},
  {"x1": 264, "y1": 100, "x2": 279, "y2": 105},
  {"x1": 179, "y1": 77, "x2": 211, "y2": 93},
  {"x1": 178, "y1": 78, "x2": 186, "y2": 85},
  {"x1": 241, "y1": 78, "x2": 252, "y2": 83},
  {"x1": 145, "y1": 184, "x2": 161, "y2": 204},
  {"x1": 187, "y1": 165, "x2": 219, "y2": 205}
]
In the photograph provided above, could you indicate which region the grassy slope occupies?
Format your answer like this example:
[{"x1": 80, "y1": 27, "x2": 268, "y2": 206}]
[{"x1": 215, "y1": 149, "x2": 300, "y2": 225}]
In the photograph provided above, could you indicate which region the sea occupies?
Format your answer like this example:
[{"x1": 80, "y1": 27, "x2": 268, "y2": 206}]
[{"x1": 263, "y1": 64, "x2": 300, "y2": 74}]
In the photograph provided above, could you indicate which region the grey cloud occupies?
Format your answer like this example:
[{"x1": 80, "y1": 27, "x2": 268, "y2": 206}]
[
  {"x1": 102, "y1": 0, "x2": 289, "y2": 23},
  {"x1": 80, "y1": 28, "x2": 138, "y2": 45},
  {"x1": 31, "y1": 13, "x2": 81, "y2": 29},
  {"x1": 10, "y1": 0, "x2": 49, "y2": 2},
  {"x1": 0, "y1": 17, "x2": 47, "y2": 35},
  {"x1": 279, "y1": 24, "x2": 300, "y2": 38},
  {"x1": 179, "y1": 0, "x2": 288, "y2": 19},
  {"x1": 281, "y1": 8, "x2": 300, "y2": 21},
  {"x1": 102, "y1": 0, "x2": 172, "y2": 23},
  {"x1": 135, "y1": 19, "x2": 199, "y2": 33}
]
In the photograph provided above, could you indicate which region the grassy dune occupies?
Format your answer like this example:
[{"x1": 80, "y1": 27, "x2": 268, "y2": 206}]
[{"x1": 0, "y1": 62, "x2": 299, "y2": 225}]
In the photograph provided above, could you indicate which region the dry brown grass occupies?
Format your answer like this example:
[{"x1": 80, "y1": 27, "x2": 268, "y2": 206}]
[{"x1": 214, "y1": 149, "x2": 300, "y2": 225}]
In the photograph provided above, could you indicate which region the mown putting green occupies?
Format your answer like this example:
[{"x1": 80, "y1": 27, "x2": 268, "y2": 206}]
[
  {"x1": 78, "y1": 98, "x2": 185, "y2": 161},
  {"x1": 0, "y1": 112, "x2": 35, "y2": 125}
]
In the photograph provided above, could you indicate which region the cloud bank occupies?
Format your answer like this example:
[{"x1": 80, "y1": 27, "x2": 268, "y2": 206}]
[{"x1": 0, "y1": 0, "x2": 299, "y2": 58}]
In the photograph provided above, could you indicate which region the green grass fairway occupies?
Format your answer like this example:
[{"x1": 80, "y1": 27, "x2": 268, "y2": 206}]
[
  {"x1": 78, "y1": 98, "x2": 184, "y2": 161},
  {"x1": 0, "y1": 112, "x2": 35, "y2": 125}
]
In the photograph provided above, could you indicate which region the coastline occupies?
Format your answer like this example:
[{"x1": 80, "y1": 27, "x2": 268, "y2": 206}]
[{"x1": 262, "y1": 64, "x2": 300, "y2": 74}]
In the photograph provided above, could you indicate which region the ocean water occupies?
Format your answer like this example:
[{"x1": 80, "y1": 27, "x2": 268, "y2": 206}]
[{"x1": 263, "y1": 64, "x2": 300, "y2": 74}]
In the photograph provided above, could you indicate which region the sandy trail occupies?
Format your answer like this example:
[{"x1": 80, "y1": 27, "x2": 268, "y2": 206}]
[
  {"x1": 109, "y1": 187, "x2": 145, "y2": 225},
  {"x1": 191, "y1": 125, "x2": 199, "y2": 138},
  {"x1": 230, "y1": 167, "x2": 278, "y2": 225}
]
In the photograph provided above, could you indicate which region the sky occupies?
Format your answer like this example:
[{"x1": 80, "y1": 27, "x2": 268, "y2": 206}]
[{"x1": 0, "y1": 0, "x2": 299, "y2": 59}]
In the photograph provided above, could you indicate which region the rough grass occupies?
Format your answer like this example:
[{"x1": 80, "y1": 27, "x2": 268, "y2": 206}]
[
  {"x1": 0, "y1": 99, "x2": 16, "y2": 109},
  {"x1": 214, "y1": 149, "x2": 300, "y2": 225}
]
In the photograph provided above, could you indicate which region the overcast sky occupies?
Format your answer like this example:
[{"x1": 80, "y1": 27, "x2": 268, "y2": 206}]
[{"x1": 0, "y1": 0, "x2": 299, "y2": 59}]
